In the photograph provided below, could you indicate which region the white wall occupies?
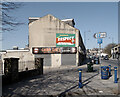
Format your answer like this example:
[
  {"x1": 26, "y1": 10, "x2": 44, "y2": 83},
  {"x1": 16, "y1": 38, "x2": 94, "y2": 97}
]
[
  {"x1": 1, "y1": 50, "x2": 35, "y2": 72},
  {"x1": 51, "y1": 54, "x2": 61, "y2": 67}
]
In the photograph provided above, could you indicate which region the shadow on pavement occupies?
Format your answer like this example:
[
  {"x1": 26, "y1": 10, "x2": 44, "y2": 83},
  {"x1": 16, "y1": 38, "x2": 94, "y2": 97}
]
[
  {"x1": 82, "y1": 72, "x2": 99, "y2": 83},
  {"x1": 58, "y1": 84, "x2": 78, "y2": 97},
  {"x1": 58, "y1": 72, "x2": 99, "y2": 97}
]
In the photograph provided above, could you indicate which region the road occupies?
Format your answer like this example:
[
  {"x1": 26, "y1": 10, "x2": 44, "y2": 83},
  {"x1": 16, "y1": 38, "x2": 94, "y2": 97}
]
[{"x1": 101, "y1": 59, "x2": 118, "y2": 67}]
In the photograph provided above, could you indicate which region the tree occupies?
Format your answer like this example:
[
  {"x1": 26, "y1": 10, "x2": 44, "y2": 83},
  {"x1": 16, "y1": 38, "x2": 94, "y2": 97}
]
[
  {"x1": 103, "y1": 43, "x2": 117, "y2": 57},
  {"x1": 0, "y1": 2, "x2": 24, "y2": 32},
  {"x1": 92, "y1": 48, "x2": 99, "y2": 52}
]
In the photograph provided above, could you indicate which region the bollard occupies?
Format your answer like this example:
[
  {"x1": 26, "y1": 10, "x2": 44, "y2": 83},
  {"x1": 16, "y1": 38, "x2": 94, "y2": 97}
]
[
  {"x1": 114, "y1": 67, "x2": 118, "y2": 83},
  {"x1": 78, "y1": 69, "x2": 82, "y2": 88},
  {"x1": 108, "y1": 65, "x2": 111, "y2": 77}
]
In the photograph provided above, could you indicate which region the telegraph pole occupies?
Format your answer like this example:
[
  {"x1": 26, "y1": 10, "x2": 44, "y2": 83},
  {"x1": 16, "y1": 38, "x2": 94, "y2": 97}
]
[{"x1": 112, "y1": 37, "x2": 114, "y2": 44}]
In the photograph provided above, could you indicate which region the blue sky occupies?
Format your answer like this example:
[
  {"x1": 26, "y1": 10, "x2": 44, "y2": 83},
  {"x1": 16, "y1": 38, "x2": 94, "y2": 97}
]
[{"x1": 2, "y1": 2, "x2": 118, "y2": 50}]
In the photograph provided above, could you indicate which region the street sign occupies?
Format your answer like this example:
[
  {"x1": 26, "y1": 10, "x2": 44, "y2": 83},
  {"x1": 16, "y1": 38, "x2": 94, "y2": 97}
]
[
  {"x1": 93, "y1": 32, "x2": 107, "y2": 39},
  {"x1": 93, "y1": 33, "x2": 98, "y2": 38},
  {"x1": 97, "y1": 38, "x2": 103, "y2": 44},
  {"x1": 98, "y1": 32, "x2": 107, "y2": 38}
]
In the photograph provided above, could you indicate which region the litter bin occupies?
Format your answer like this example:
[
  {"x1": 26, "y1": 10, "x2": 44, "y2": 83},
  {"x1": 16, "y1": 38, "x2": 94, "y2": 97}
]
[
  {"x1": 101, "y1": 66, "x2": 109, "y2": 79},
  {"x1": 87, "y1": 62, "x2": 93, "y2": 72}
]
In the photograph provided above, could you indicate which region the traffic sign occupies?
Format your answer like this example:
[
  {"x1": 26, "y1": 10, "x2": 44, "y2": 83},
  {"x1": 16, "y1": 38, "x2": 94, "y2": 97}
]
[
  {"x1": 98, "y1": 32, "x2": 107, "y2": 38},
  {"x1": 93, "y1": 32, "x2": 107, "y2": 39},
  {"x1": 97, "y1": 38, "x2": 103, "y2": 44},
  {"x1": 93, "y1": 33, "x2": 98, "y2": 38}
]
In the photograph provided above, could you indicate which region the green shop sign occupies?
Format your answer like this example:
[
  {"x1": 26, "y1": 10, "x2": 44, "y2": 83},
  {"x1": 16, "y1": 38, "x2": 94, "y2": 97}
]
[{"x1": 56, "y1": 33, "x2": 75, "y2": 47}]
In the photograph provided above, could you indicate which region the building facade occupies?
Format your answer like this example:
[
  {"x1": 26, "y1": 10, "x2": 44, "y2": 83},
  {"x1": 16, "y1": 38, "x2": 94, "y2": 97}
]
[
  {"x1": 29, "y1": 14, "x2": 86, "y2": 67},
  {"x1": 1, "y1": 14, "x2": 86, "y2": 74},
  {"x1": 111, "y1": 44, "x2": 120, "y2": 59}
]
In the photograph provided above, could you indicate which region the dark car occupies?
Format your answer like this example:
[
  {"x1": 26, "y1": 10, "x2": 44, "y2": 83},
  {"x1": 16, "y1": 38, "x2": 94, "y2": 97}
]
[
  {"x1": 103, "y1": 56, "x2": 109, "y2": 60},
  {"x1": 94, "y1": 57, "x2": 99, "y2": 64}
]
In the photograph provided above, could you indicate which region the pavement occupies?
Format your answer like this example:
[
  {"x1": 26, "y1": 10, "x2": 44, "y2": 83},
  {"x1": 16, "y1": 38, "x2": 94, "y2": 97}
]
[
  {"x1": 2, "y1": 63, "x2": 119, "y2": 97},
  {"x1": 109, "y1": 58, "x2": 118, "y2": 61}
]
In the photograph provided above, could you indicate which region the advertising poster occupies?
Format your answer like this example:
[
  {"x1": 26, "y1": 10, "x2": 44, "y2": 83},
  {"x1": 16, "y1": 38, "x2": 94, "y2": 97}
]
[{"x1": 56, "y1": 33, "x2": 75, "y2": 47}]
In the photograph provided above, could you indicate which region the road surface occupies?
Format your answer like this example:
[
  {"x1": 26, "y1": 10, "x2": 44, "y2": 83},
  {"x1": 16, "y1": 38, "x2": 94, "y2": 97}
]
[{"x1": 101, "y1": 59, "x2": 118, "y2": 67}]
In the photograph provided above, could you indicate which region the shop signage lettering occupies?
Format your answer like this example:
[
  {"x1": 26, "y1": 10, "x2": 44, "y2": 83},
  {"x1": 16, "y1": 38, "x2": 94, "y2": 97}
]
[
  {"x1": 56, "y1": 33, "x2": 75, "y2": 47},
  {"x1": 32, "y1": 47, "x2": 77, "y2": 54}
]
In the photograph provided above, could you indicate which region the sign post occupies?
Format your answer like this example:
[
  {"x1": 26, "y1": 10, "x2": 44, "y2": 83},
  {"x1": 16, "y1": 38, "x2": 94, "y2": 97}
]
[
  {"x1": 93, "y1": 32, "x2": 107, "y2": 64},
  {"x1": 97, "y1": 38, "x2": 102, "y2": 64}
]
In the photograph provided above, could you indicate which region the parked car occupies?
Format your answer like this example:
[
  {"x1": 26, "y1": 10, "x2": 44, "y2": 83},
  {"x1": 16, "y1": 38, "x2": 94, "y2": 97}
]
[
  {"x1": 103, "y1": 56, "x2": 109, "y2": 60},
  {"x1": 94, "y1": 57, "x2": 99, "y2": 64}
]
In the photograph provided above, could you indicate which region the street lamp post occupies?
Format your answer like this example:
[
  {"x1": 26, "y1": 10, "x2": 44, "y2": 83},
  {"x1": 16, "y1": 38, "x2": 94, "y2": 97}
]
[
  {"x1": 84, "y1": 30, "x2": 91, "y2": 49},
  {"x1": 109, "y1": 37, "x2": 114, "y2": 59},
  {"x1": 109, "y1": 37, "x2": 114, "y2": 44},
  {"x1": 84, "y1": 31, "x2": 86, "y2": 47}
]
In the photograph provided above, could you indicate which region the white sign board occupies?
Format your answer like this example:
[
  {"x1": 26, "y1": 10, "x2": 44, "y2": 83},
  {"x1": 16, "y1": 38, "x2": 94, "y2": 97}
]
[
  {"x1": 93, "y1": 32, "x2": 107, "y2": 38},
  {"x1": 93, "y1": 33, "x2": 98, "y2": 38},
  {"x1": 98, "y1": 32, "x2": 107, "y2": 38}
]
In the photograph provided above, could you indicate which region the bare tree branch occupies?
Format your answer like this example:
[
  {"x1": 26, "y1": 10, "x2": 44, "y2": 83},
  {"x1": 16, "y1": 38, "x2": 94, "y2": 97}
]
[
  {"x1": 0, "y1": 2, "x2": 24, "y2": 32},
  {"x1": 103, "y1": 43, "x2": 117, "y2": 57}
]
